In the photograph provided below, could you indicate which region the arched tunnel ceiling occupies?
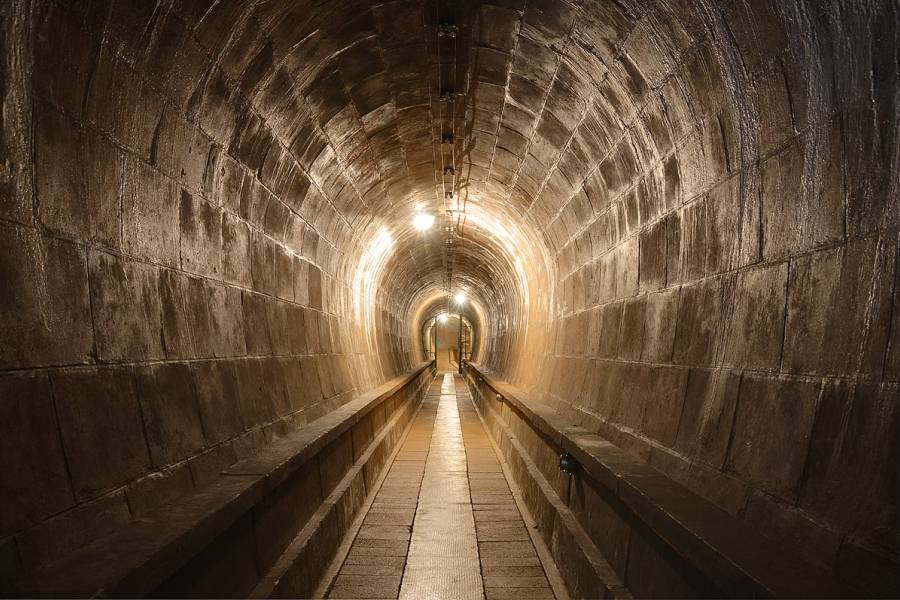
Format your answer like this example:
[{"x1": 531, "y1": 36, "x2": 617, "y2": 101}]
[
  {"x1": 4, "y1": 0, "x2": 898, "y2": 589},
  {"x1": 204, "y1": 0, "x2": 698, "y2": 323},
  {"x1": 31, "y1": 0, "x2": 891, "y2": 359}
]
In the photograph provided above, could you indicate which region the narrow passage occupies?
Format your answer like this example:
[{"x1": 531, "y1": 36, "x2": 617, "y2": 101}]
[{"x1": 327, "y1": 373, "x2": 559, "y2": 600}]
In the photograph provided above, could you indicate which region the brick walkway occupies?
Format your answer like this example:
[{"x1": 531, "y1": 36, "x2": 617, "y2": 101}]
[{"x1": 327, "y1": 373, "x2": 558, "y2": 600}]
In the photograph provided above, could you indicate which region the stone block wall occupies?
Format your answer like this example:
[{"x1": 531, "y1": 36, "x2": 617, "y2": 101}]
[
  {"x1": 465, "y1": 366, "x2": 895, "y2": 598},
  {"x1": 0, "y1": 0, "x2": 896, "y2": 593},
  {"x1": 150, "y1": 367, "x2": 431, "y2": 598},
  {"x1": 0, "y1": 0, "x2": 412, "y2": 582},
  {"x1": 510, "y1": 0, "x2": 899, "y2": 584}
]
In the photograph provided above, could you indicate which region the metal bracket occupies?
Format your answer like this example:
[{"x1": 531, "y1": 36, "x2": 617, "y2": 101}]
[
  {"x1": 559, "y1": 453, "x2": 579, "y2": 475},
  {"x1": 437, "y1": 23, "x2": 458, "y2": 37}
]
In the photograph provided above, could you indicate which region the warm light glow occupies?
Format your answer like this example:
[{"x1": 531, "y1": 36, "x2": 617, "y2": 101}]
[
  {"x1": 460, "y1": 205, "x2": 542, "y2": 313},
  {"x1": 454, "y1": 291, "x2": 466, "y2": 305},
  {"x1": 413, "y1": 212, "x2": 435, "y2": 230},
  {"x1": 352, "y1": 226, "x2": 394, "y2": 327},
  {"x1": 438, "y1": 313, "x2": 449, "y2": 323}
]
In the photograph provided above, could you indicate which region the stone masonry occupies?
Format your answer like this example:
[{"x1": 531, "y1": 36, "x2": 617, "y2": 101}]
[{"x1": 0, "y1": 0, "x2": 897, "y2": 596}]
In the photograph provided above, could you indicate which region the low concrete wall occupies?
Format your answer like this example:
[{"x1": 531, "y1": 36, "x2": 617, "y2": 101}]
[
  {"x1": 9, "y1": 362, "x2": 434, "y2": 598},
  {"x1": 464, "y1": 363, "x2": 888, "y2": 599}
]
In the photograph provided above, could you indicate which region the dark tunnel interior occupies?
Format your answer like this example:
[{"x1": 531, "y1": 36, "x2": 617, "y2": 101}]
[{"x1": 0, "y1": 0, "x2": 898, "y2": 597}]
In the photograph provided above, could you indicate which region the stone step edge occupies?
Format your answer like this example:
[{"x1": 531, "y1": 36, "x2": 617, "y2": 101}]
[
  {"x1": 10, "y1": 361, "x2": 434, "y2": 598},
  {"x1": 464, "y1": 369, "x2": 631, "y2": 600},
  {"x1": 250, "y1": 370, "x2": 431, "y2": 598},
  {"x1": 464, "y1": 363, "x2": 853, "y2": 599}
]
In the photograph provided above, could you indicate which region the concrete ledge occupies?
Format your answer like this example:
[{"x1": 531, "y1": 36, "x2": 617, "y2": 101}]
[
  {"x1": 251, "y1": 381, "x2": 421, "y2": 599},
  {"x1": 9, "y1": 362, "x2": 433, "y2": 598},
  {"x1": 469, "y1": 376, "x2": 631, "y2": 600},
  {"x1": 465, "y1": 363, "x2": 856, "y2": 599}
]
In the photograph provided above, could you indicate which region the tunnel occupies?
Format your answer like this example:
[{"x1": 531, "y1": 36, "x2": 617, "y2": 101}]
[{"x1": 0, "y1": 0, "x2": 898, "y2": 597}]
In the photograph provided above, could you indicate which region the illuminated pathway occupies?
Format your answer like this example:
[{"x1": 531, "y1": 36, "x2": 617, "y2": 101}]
[{"x1": 326, "y1": 374, "x2": 563, "y2": 600}]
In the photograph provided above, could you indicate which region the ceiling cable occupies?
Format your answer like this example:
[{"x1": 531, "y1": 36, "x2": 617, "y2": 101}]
[{"x1": 433, "y1": 2, "x2": 469, "y2": 315}]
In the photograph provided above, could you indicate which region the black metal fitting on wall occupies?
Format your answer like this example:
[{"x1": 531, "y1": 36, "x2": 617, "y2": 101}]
[
  {"x1": 437, "y1": 23, "x2": 458, "y2": 37},
  {"x1": 559, "y1": 453, "x2": 579, "y2": 475}
]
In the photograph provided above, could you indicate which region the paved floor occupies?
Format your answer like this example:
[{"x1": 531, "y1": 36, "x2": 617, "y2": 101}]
[{"x1": 327, "y1": 373, "x2": 558, "y2": 600}]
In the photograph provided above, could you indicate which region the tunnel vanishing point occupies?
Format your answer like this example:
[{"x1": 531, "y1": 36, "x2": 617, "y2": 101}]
[{"x1": 0, "y1": 0, "x2": 898, "y2": 598}]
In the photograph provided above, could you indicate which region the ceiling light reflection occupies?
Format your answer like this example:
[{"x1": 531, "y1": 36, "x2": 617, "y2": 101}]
[
  {"x1": 352, "y1": 226, "x2": 394, "y2": 325},
  {"x1": 413, "y1": 212, "x2": 435, "y2": 230}
]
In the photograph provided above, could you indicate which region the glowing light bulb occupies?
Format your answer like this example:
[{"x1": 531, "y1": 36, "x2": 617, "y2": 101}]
[
  {"x1": 413, "y1": 212, "x2": 435, "y2": 230},
  {"x1": 454, "y1": 291, "x2": 466, "y2": 305},
  {"x1": 438, "y1": 313, "x2": 449, "y2": 323}
]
